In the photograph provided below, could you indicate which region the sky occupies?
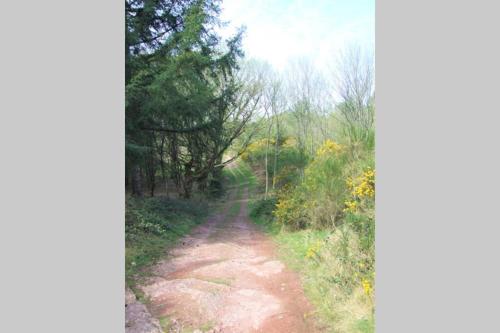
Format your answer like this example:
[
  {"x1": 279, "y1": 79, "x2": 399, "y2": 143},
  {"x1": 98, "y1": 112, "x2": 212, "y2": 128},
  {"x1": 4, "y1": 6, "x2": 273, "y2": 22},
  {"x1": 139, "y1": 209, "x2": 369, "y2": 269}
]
[{"x1": 217, "y1": 0, "x2": 375, "y2": 72}]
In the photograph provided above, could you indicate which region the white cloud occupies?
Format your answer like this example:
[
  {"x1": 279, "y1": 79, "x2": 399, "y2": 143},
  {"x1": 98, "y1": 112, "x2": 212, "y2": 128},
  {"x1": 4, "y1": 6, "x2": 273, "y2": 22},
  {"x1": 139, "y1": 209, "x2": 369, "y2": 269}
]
[{"x1": 217, "y1": 0, "x2": 374, "y2": 72}]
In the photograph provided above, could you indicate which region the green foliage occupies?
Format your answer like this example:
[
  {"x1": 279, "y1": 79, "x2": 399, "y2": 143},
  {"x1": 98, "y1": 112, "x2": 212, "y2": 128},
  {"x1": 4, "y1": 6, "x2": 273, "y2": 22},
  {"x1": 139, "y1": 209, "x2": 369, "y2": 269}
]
[
  {"x1": 125, "y1": 0, "x2": 255, "y2": 198},
  {"x1": 222, "y1": 161, "x2": 257, "y2": 190},
  {"x1": 245, "y1": 118, "x2": 375, "y2": 332},
  {"x1": 242, "y1": 136, "x2": 308, "y2": 190},
  {"x1": 207, "y1": 175, "x2": 225, "y2": 198},
  {"x1": 273, "y1": 139, "x2": 347, "y2": 229},
  {"x1": 354, "y1": 317, "x2": 375, "y2": 333},
  {"x1": 249, "y1": 197, "x2": 277, "y2": 221}
]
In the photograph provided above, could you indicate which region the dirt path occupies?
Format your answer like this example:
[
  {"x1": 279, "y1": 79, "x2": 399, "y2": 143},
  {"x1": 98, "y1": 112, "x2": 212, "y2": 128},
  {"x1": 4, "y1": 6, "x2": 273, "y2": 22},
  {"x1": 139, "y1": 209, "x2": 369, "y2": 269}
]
[{"x1": 126, "y1": 186, "x2": 317, "y2": 333}]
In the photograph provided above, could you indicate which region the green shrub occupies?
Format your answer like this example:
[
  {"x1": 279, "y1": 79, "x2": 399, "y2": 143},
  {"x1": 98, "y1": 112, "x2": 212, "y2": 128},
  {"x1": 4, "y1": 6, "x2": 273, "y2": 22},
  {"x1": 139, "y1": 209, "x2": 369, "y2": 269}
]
[
  {"x1": 274, "y1": 139, "x2": 350, "y2": 229},
  {"x1": 203, "y1": 167, "x2": 227, "y2": 199},
  {"x1": 242, "y1": 136, "x2": 309, "y2": 190},
  {"x1": 249, "y1": 197, "x2": 278, "y2": 220}
]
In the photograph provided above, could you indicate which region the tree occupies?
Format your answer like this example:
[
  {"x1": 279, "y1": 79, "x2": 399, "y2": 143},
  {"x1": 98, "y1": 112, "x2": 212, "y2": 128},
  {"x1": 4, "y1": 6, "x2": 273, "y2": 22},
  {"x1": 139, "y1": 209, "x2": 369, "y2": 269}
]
[
  {"x1": 333, "y1": 45, "x2": 375, "y2": 133},
  {"x1": 285, "y1": 58, "x2": 331, "y2": 176},
  {"x1": 261, "y1": 67, "x2": 286, "y2": 196},
  {"x1": 126, "y1": 0, "x2": 254, "y2": 197}
]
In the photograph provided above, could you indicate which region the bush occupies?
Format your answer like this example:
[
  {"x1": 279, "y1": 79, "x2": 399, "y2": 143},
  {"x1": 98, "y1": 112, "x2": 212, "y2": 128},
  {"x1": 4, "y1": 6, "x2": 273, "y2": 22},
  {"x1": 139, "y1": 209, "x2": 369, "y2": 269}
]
[
  {"x1": 250, "y1": 197, "x2": 278, "y2": 220},
  {"x1": 274, "y1": 184, "x2": 308, "y2": 229},
  {"x1": 274, "y1": 139, "x2": 351, "y2": 229},
  {"x1": 242, "y1": 136, "x2": 309, "y2": 190},
  {"x1": 268, "y1": 136, "x2": 376, "y2": 332},
  {"x1": 207, "y1": 172, "x2": 225, "y2": 198},
  {"x1": 343, "y1": 167, "x2": 375, "y2": 251}
]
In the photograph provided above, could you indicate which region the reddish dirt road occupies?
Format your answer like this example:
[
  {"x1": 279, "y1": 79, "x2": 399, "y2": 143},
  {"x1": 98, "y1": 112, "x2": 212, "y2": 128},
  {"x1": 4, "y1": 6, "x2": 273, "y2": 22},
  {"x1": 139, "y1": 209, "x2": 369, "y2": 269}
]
[{"x1": 126, "y1": 186, "x2": 317, "y2": 333}]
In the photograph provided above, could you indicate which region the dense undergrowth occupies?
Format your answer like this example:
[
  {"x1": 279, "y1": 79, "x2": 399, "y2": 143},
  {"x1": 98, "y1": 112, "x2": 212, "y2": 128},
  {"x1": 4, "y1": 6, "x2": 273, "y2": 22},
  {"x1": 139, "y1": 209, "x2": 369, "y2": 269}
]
[
  {"x1": 243, "y1": 124, "x2": 375, "y2": 333},
  {"x1": 125, "y1": 196, "x2": 209, "y2": 293}
]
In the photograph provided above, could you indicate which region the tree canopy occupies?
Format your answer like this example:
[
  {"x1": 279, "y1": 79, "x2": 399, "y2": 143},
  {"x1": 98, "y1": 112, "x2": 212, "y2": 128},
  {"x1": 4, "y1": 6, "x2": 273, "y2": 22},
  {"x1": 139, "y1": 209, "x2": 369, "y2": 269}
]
[{"x1": 125, "y1": 0, "x2": 259, "y2": 198}]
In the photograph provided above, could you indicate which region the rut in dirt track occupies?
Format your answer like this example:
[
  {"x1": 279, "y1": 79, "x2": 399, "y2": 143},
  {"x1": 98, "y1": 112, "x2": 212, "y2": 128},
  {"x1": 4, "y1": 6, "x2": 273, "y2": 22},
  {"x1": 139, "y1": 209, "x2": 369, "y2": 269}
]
[{"x1": 126, "y1": 186, "x2": 318, "y2": 333}]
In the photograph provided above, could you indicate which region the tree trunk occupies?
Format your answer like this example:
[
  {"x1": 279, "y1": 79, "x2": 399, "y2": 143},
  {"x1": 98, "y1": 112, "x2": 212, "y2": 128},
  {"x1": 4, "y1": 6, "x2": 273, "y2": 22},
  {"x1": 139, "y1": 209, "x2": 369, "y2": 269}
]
[
  {"x1": 146, "y1": 153, "x2": 156, "y2": 197},
  {"x1": 272, "y1": 113, "x2": 280, "y2": 190},
  {"x1": 169, "y1": 134, "x2": 182, "y2": 197},
  {"x1": 160, "y1": 162, "x2": 168, "y2": 198},
  {"x1": 154, "y1": 133, "x2": 168, "y2": 198},
  {"x1": 264, "y1": 138, "x2": 269, "y2": 200},
  {"x1": 158, "y1": 134, "x2": 169, "y2": 198},
  {"x1": 264, "y1": 116, "x2": 273, "y2": 200},
  {"x1": 197, "y1": 173, "x2": 208, "y2": 194},
  {"x1": 131, "y1": 165, "x2": 143, "y2": 197},
  {"x1": 150, "y1": 177, "x2": 155, "y2": 197},
  {"x1": 182, "y1": 161, "x2": 194, "y2": 199},
  {"x1": 182, "y1": 177, "x2": 193, "y2": 199}
]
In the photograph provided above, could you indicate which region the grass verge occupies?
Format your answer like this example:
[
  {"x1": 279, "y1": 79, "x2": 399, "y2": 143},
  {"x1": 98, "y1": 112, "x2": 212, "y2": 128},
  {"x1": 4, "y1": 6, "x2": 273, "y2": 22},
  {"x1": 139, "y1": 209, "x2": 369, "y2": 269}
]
[
  {"x1": 272, "y1": 228, "x2": 375, "y2": 333},
  {"x1": 125, "y1": 196, "x2": 209, "y2": 295}
]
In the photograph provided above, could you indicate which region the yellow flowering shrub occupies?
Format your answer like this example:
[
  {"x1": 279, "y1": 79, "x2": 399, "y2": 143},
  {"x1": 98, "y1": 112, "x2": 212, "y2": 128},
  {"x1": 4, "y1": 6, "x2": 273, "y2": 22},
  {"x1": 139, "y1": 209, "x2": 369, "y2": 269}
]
[
  {"x1": 241, "y1": 138, "x2": 273, "y2": 161},
  {"x1": 305, "y1": 240, "x2": 323, "y2": 259},
  {"x1": 343, "y1": 200, "x2": 357, "y2": 213},
  {"x1": 272, "y1": 139, "x2": 375, "y2": 231},
  {"x1": 362, "y1": 278, "x2": 373, "y2": 296},
  {"x1": 273, "y1": 139, "x2": 350, "y2": 229},
  {"x1": 352, "y1": 168, "x2": 375, "y2": 198},
  {"x1": 343, "y1": 167, "x2": 375, "y2": 213},
  {"x1": 274, "y1": 185, "x2": 307, "y2": 228},
  {"x1": 342, "y1": 166, "x2": 375, "y2": 255},
  {"x1": 315, "y1": 139, "x2": 343, "y2": 156}
]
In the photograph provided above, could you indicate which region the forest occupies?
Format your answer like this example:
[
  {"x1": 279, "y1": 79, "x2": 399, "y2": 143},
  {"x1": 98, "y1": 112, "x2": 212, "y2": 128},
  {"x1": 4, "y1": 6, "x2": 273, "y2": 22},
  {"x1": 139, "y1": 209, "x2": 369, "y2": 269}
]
[{"x1": 126, "y1": 1, "x2": 375, "y2": 332}]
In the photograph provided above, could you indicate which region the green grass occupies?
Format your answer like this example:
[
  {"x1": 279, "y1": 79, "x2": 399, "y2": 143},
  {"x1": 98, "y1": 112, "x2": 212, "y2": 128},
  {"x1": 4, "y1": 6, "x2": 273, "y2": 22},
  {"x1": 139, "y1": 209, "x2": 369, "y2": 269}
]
[
  {"x1": 199, "y1": 321, "x2": 215, "y2": 331},
  {"x1": 159, "y1": 315, "x2": 172, "y2": 332},
  {"x1": 227, "y1": 198, "x2": 241, "y2": 218},
  {"x1": 248, "y1": 209, "x2": 281, "y2": 235},
  {"x1": 354, "y1": 317, "x2": 375, "y2": 333},
  {"x1": 223, "y1": 161, "x2": 258, "y2": 191},
  {"x1": 221, "y1": 161, "x2": 258, "y2": 220},
  {"x1": 251, "y1": 215, "x2": 374, "y2": 332}
]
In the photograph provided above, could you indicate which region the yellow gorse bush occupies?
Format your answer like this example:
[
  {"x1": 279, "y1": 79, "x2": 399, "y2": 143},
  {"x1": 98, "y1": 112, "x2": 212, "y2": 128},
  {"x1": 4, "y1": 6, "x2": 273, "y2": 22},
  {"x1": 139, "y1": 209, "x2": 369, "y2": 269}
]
[
  {"x1": 241, "y1": 138, "x2": 273, "y2": 160},
  {"x1": 352, "y1": 168, "x2": 375, "y2": 198},
  {"x1": 275, "y1": 139, "x2": 349, "y2": 229},
  {"x1": 346, "y1": 176, "x2": 354, "y2": 189},
  {"x1": 362, "y1": 278, "x2": 373, "y2": 296},
  {"x1": 316, "y1": 139, "x2": 343, "y2": 157},
  {"x1": 343, "y1": 168, "x2": 375, "y2": 213},
  {"x1": 274, "y1": 195, "x2": 303, "y2": 226},
  {"x1": 274, "y1": 184, "x2": 305, "y2": 227},
  {"x1": 343, "y1": 200, "x2": 357, "y2": 213},
  {"x1": 305, "y1": 240, "x2": 323, "y2": 259}
]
